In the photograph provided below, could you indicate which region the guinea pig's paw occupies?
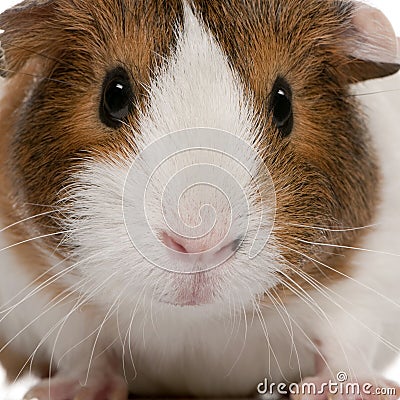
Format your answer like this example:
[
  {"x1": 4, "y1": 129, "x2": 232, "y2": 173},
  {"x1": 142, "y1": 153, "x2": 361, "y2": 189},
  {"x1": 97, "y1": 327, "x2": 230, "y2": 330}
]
[
  {"x1": 289, "y1": 376, "x2": 400, "y2": 400},
  {"x1": 23, "y1": 372, "x2": 128, "y2": 400}
]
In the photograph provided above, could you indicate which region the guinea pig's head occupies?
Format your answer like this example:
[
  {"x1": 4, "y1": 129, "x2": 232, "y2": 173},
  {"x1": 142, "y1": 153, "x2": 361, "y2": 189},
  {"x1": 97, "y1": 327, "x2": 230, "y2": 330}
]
[{"x1": 0, "y1": 0, "x2": 399, "y2": 315}]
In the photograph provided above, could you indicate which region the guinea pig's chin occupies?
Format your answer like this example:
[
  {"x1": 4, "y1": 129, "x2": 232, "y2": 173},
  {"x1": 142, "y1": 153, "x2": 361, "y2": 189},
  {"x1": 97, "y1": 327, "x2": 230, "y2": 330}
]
[
  {"x1": 156, "y1": 272, "x2": 217, "y2": 308},
  {"x1": 155, "y1": 284, "x2": 263, "y2": 311},
  {"x1": 160, "y1": 297, "x2": 212, "y2": 308},
  {"x1": 145, "y1": 265, "x2": 269, "y2": 311}
]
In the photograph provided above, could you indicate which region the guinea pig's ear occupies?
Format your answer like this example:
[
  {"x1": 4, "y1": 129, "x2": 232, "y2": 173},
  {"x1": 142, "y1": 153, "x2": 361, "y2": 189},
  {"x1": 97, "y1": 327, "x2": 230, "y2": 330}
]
[
  {"x1": 0, "y1": 0, "x2": 56, "y2": 78},
  {"x1": 343, "y1": 2, "x2": 400, "y2": 82}
]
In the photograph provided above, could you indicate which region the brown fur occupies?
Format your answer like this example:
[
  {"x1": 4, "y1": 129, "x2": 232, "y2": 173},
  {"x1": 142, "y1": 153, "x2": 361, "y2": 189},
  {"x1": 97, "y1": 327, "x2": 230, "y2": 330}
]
[{"x1": 0, "y1": 0, "x2": 398, "y2": 380}]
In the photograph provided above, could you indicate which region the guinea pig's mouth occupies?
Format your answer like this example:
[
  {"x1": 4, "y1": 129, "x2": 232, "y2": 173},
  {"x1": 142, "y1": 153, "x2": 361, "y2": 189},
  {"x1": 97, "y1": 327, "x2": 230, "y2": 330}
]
[
  {"x1": 159, "y1": 271, "x2": 218, "y2": 307},
  {"x1": 162, "y1": 299, "x2": 209, "y2": 307},
  {"x1": 152, "y1": 232, "x2": 243, "y2": 307}
]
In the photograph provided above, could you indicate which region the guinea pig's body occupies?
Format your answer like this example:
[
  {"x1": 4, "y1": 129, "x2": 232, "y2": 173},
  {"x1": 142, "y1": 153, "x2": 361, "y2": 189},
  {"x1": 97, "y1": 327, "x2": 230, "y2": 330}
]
[{"x1": 0, "y1": 0, "x2": 399, "y2": 399}]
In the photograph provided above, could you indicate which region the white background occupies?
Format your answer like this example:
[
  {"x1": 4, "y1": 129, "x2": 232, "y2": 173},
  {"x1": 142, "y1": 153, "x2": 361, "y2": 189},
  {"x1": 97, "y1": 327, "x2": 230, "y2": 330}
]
[
  {"x1": 0, "y1": 0, "x2": 399, "y2": 398},
  {"x1": 368, "y1": 0, "x2": 400, "y2": 35}
]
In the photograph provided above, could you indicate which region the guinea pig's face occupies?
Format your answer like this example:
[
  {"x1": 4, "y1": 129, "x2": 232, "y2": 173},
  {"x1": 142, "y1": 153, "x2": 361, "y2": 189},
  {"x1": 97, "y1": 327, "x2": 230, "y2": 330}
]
[{"x1": 0, "y1": 0, "x2": 395, "y2": 314}]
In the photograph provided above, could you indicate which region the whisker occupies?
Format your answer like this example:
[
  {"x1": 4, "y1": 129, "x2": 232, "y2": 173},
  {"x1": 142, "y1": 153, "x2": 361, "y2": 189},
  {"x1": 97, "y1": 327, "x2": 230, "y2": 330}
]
[
  {"x1": 288, "y1": 264, "x2": 397, "y2": 379},
  {"x1": 225, "y1": 288, "x2": 249, "y2": 377},
  {"x1": 296, "y1": 238, "x2": 400, "y2": 258},
  {"x1": 267, "y1": 288, "x2": 301, "y2": 376},
  {"x1": 148, "y1": 274, "x2": 165, "y2": 343},
  {"x1": 283, "y1": 245, "x2": 400, "y2": 354},
  {"x1": 283, "y1": 222, "x2": 378, "y2": 233},
  {"x1": 270, "y1": 272, "x2": 357, "y2": 376},
  {"x1": 12, "y1": 277, "x2": 92, "y2": 385},
  {"x1": 0, "y1": 67, "x2": 76, "y2": 87},
  {"x1": 121, "y1": 273, "x2": 153, "y2": 383},
  {"x1": 1, "y1": 43, "x2": 77, "y2": 70},
  {"x1": 274, "y1": 269, "x2": 327, "y2": 319},
  {"x1": 252, "y1": 300, "x2": 289, "y2": 381},
  {"x1": 0, "y1": 228, "x2": 84, "y2": 255},
  {"x1": 283, "y1": 243, "x2": 400, "y2": 310},
  {"x1": 258, "y1": 298, "x2": 335, "y2": 381},
  {"x1": 56, "y1": 275, "x2": 130, "y2": 367},
  {"x1": 1, "y1": 287, "x2": 75, "y2": 358},
  {"x1": 82, "y1": 284, "x2": 124, "y2": 386},
  {"x1": 0, "y1": 210, "x2": 58, "y2": 234},
  {"x1": 349, "y1": 88, "x2": 400, "y2": 97},
  {"x1": 46, "y1": 268, "x2": 124, "y2": 388},
  {"x1": 37, "y1": 276, "x2": 102, "y2": 399},
  {"x1": 223, "y1": 271, "x2": 243, "y2": 351},
  {"x1": 93, "y1": 336, "x2": 119, "y2": 364},
  {"x1": 0, "y1": 265, "x2": 77, "y2": 329},
  {"x1": 0, "y1": 253, "x2": 102, "y2": 355},
  {"x1": 0, "y1": 254, "x2": 74, "y2": 315},
  {"x1": 283, "y1": 264, "x2": 355, "y2": 376}
]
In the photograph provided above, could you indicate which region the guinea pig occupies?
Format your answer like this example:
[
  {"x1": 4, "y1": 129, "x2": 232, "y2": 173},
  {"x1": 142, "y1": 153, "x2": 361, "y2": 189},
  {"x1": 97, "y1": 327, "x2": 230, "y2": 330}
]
[{"x1": 0, "y1": 0, "x2": 400, "y2": 399}]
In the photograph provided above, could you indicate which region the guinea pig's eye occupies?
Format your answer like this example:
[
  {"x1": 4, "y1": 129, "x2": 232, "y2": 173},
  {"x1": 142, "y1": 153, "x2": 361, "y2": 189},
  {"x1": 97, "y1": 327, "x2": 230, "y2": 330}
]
[
  {"x1": 269, "y1": 77, "x2": 293, "y2": 137},
  {"x1": 100, "y1": 67, "x2": 134, "y2": 128}
]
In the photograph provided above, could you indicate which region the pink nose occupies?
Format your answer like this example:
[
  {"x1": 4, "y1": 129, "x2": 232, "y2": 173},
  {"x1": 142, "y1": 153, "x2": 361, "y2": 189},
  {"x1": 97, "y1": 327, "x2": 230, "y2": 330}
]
[
  {"x1": 163, "y1": 233, "x2": 190, "y2": 253},
  {"x1": 161, "y1": 232, "x2": 242, "y2": 258}
]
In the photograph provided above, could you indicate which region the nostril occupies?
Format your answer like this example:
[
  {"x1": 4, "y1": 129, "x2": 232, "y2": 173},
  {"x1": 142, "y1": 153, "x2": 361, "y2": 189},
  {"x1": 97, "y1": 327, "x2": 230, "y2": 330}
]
[
  {"x1": 231, "y1": 237, "x2": 243, "y2": 252},
  {"x1": 216, "y1": 236, "x2": 243, "y2": 257},
  {"x1": 162, "y1": 233, "x2": 188, "y2": 253}
]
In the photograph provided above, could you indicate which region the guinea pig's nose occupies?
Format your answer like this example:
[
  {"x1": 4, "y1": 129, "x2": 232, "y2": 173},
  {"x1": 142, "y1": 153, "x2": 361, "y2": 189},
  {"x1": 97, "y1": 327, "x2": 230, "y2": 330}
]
[
  {"x1": 162, "y1": 233, "x2": 190, "y2": 253},
  {"x1": 161, "y1": 232, "x2": 242, "y2": 259}
]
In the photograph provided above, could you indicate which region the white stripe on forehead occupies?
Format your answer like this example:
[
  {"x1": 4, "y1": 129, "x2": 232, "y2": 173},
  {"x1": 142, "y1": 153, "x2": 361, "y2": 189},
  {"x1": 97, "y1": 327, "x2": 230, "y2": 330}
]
[{"x1": 137, "y1": 3, "x2": 256, "y2": 145}]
